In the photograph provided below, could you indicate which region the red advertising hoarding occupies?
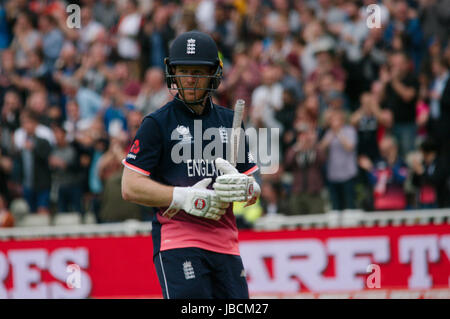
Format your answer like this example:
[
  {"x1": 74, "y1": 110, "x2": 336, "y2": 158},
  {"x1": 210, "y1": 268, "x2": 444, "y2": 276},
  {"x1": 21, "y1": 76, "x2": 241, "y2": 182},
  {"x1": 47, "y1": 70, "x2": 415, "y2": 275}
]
[{"x1": 0, "y1": 224, "x2": 449, "y2": 298}]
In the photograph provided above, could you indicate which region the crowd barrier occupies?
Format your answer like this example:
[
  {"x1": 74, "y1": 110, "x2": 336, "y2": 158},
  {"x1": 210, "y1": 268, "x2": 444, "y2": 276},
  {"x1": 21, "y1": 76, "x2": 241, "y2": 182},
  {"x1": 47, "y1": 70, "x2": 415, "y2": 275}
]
[{"x1": 0, "y1": 209, "x2": 449, "y2": 299}]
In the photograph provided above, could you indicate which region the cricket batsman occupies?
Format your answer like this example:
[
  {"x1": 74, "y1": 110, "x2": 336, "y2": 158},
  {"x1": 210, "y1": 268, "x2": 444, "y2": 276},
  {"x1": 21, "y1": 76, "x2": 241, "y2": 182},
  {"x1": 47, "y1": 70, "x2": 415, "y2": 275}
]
[{"x1": 121, "y1": 30, "x2": 260, "y2": 299}]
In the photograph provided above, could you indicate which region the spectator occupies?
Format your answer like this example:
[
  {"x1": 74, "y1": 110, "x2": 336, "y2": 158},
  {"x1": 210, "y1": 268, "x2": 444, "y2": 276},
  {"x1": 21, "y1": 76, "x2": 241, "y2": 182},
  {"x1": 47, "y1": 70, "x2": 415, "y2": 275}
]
[
  {"x1": 112, "y1": 61, "x2": 141, "y2": 101},
  {"x1": 414, "y1": 68, "x2": 432, "y2": 147},
  {"x1": 383, "y1": 0, "x2": 424, "y2": 71},
  {"x1": 74, "y1": 43, "x2": 112, "y2": 121},
  {"x1": 87, "y1": 136, "x2": 108, "y2": 223},
  {"x1": 1, "y1": 0, "x2": 449, "y2": 227},
  {"x1": 319, "y1": 109, "x2": 358, "y2": 211},
  {"x1": 314, "y1": 0, "x2": 347, "y2": 28},
  {"x1": 196, "y1": 0, "x2": 216, "y2": 34},
  {"x1": 259, "y1": 174, "x2": 289, "y2": 216},
  {"x1": 0, "y1": 4, "x2": 12, "y2": 50},
  {"x1": 285, "y1": 126, "x2": 326, "y2": 215},
  {"x1": 417, "y1": 0, "x2": 450, "y2": 47},
  {"x1": 275, "y1": 88, "x2": 298, "y2": 156},
  {"x1": 0, "y1": 133, "x2": 13, "y2": 204},
  {"x1": 101, "y1": 81, "x2": 130, "y2": 135},
  {"x1": 7, "y1": 48, "x2": 52, "y2": 94},
  {"x1": 77, "y1": 6, "x2": 106, "y2": 54},
  {"x1": 1, "y1": 89, "x2": 23, "y2": 155},
  {"x1": 302, "y1": 28, "x2": 337, "y2": 79},
  {"x1": 219, "y1": 42, "x2": 261, "y2": 110},
  {"x1": 14, "y1": 110, "x2": 52, "y2": 215},
  {"x1": 350, "y1": 91, "x2": 394, "y2": 210},
  {"x1": 0, "y1": 195, "x2": 14, "y2": 227},
  {"x1": 93, "y1": 0, "x2": 119, "y2": 31},
  {"x1": 239, "y1": 0, "x2": 268, "y2": 41},
  {"x1": 37, "y1": 14, "x2": 64, "y2": 70},
  {"x1": 379, "y1": 51, "x2": 419, "y2": 157},
  {"x1": 350, "y1": 92, "x2": 392, "y2": 161},
  {"x1": 420, "y1": 38, "x2": 443, "y2": 80},
  {"x1": 52, "y1": 42, "x2": 81, "y2": 106},
  {"x1": 293, "y1": 103, "x2": 318, "y2": 139},
  {"x1": 275, "y1": 61, "x2": 303, "y2": 105},
  {"x1": 360, "y1": 26, "x2": 389, "y2": 86},
  {"x1": 26, "y1": 90, "x2": 52, "y2": 126},
  {"x1": 97, "y1": 132, "x2": 141, "y2": 222},
  {"x1": 318, "y1": 76, "x2": 349, "y2": 127},
  {"x1": 308, "y1": 45, "x2": 346, "y2": 95},
  {"x1": 10, "y1": 11, "x2": 40, "y2": 71},
  {"x1": 138, "y1": 7, "x2": 174, "y2": 74},
  {"x1": 338, "y1": 1, "x2": 370, "y2": 109},
  {"x1": 0, "y1": 49, "x2": 16, "y2": 96},
  {"x1": 49, "y1": 124, "x2": 83, "y2": 214},
  {"x1": 250, "y1": 63, "x2": 284, "y2": 131},
  {"x1": 263, "y1": 7, "x2": 293, "y2": 63},
  {"x1": 114, "y1": 0, "x2": 142, "y2": 62},
  {"x1": 173, "y1": 5, "x2": 198, "y2": 36},
  {"x1": 13, "y1": 104, "x2": 55, "y2": 150},
  {"x1": 359, "y1": 135, "x2": 409, "y2": 211},
  {"x1": 100, "y1": 166, "x2": 143, "y2": 223},
  {"x1": 411, "y1": 138, "x2": 450, "y2": 208},
  {"x1": 210, "y1": 2, "x2": 238, "y2": 63},
  {"x1": 63, "y1": 99, "x2": 92, "y2": 144},
  {"x1": 134, "y1": 67, "x2": 170, "y2": 116},
  {"x1": 53, "y1": 42, "x2": 80, "y2": 78},
  {"x1": 427, "y1": 56, "x2": 450, "y2": 161}
]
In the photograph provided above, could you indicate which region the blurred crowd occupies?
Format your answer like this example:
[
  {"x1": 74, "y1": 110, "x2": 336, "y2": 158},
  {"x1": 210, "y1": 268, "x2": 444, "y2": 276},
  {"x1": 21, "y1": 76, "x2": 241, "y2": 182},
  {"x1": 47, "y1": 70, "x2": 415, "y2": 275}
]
[{"x1": 0, "y1": 0, "x2": 449, "y2": 228}]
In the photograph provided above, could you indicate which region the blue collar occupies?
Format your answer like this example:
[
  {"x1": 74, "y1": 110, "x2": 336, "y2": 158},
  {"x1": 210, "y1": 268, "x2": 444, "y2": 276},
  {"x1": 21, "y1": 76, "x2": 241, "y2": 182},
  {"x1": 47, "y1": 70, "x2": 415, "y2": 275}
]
[{"x1": 173, "y1": 94, "x2": 214, "y2": 117}]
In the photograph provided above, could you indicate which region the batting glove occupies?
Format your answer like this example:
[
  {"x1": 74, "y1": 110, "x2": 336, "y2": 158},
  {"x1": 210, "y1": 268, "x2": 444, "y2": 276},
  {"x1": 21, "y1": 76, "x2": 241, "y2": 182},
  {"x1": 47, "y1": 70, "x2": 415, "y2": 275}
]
[
  {"x1": 163, "y1": 178, "x2": 229, "y2": 221},
  {"x1": 213, "y1": 158, "x2": 261, "y2": 207}
]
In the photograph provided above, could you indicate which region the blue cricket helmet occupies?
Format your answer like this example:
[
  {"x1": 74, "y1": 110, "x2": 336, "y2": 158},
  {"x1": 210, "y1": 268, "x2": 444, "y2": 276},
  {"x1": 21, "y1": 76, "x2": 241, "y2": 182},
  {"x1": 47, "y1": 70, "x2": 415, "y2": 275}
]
[{"x1": 164, "y1": 31, "x2": 223, "y2": 104}]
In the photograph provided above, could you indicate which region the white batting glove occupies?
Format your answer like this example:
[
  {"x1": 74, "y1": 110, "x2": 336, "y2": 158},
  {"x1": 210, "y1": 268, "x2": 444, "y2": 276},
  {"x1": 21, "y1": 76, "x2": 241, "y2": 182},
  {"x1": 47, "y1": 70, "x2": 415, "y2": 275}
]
[
  {"x1": 163, "y1": 178, "x2": 229, "y2": 221},
  {"x1": 213, "y1": 158, "x2": 261, "y2": 207}
]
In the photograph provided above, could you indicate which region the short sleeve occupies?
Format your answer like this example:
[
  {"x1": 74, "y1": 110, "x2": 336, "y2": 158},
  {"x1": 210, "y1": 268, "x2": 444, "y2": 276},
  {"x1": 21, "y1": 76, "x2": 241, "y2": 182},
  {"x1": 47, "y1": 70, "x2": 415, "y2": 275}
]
[{"x1": 122, "y1": 116, "x2": 162, "y2": 176}]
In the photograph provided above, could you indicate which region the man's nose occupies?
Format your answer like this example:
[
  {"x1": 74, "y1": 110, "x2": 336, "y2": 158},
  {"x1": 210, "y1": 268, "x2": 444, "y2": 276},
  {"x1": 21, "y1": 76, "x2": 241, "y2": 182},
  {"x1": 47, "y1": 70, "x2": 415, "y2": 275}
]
[{"x1": 185, "y1": 74, "x2": 198, "y2": 85}]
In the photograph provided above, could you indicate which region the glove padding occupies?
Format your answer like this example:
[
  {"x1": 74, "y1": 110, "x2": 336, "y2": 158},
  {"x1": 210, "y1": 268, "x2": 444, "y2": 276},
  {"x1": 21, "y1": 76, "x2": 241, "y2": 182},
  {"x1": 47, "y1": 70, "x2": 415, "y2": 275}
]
[
  {"x1": 213, "y1": 158, "x2": 261, "y2": 206},
  {"x1": 163, "y1": 178, "x2": 229, "y2": 221}
]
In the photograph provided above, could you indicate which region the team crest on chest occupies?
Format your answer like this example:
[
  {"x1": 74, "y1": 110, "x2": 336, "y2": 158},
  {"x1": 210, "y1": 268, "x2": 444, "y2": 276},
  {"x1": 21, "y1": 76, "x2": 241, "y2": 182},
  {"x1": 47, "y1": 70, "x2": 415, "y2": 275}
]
[
  {"x1": 176, "y1": 125, "x2": 192, "y2": 144},
  {"x1": 186, "y1": 38, "x2": 196, "y2": 54}
]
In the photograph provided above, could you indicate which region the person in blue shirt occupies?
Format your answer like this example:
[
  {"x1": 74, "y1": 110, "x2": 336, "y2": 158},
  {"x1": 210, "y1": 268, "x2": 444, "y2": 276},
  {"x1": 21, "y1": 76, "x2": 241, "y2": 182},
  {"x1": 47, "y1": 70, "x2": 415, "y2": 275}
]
[
  {"x1": 121, "y1": 31, "x2": 260, "y2": 299},
  {"x1": 359, "y1": 135, "x2": 409, "y2": 211}
]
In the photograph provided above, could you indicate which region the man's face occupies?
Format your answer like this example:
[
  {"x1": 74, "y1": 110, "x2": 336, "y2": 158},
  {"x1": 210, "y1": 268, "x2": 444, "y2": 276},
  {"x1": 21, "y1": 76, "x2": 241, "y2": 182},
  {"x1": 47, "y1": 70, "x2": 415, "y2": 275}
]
[
  {"x1": 390, "y1": 54, "x2": 405, "y2": 71},
  {"x1": 21, "y1": 116, "x2": 37, "y2": 135},
  {"x1": 380, "y1": 138, "x2": 395, "y2": 158},
  {"x1": 174, "y1": 65, "x2": 212, "y2": 103},
  {"x1": 53, "y1": 128, "x2": 66, "y2": 146}
]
